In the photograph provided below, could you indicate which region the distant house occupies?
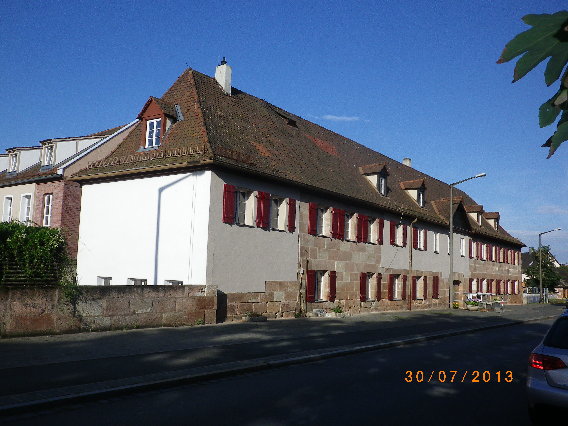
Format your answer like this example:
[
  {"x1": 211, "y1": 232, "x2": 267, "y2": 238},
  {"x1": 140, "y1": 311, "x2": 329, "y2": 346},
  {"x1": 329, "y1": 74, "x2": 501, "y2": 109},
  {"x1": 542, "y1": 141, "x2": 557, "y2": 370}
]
[
  {"x1": 0, "y1": 124, "x2": 134, "y2": 256},
  {"x1": 69, "y1": 61, "x2": 524, "y2": 312}
]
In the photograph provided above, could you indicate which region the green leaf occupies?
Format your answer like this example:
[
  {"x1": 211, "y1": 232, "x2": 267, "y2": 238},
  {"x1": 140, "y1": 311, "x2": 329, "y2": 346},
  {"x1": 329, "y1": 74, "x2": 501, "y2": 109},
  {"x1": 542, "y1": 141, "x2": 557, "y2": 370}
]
[
  {"x1": 514, "y1": 37, "x2": 560, "y2": 82},
  {"x1": 544, "y1": 44, "x2": 568, "y2": 85},
  {"x1": 539, "y1": 94, "x2": 562, "y2": 127},
  {"x1": 547, "y1": 120, "x2": 568, "y2": 157},
  {"x1": 522, "y1": 12, "x2": 568, "y2": 27},
  {"x1": 498, "y1": 20, "x2": 564, "y2": 64}
]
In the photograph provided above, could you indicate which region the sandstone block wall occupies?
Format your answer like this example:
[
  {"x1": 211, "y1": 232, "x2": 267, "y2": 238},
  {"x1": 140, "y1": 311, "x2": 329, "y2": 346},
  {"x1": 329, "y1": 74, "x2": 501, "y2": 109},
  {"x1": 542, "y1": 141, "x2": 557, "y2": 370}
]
[{"x1": 0, "y1": 285, "x2": 217, "y2": 337}]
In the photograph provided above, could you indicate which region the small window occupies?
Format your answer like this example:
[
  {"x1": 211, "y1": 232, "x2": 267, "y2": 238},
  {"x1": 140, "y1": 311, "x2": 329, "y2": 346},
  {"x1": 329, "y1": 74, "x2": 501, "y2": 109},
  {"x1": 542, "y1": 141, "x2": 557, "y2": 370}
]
[
  {"x1": 146, "y1": 118, "x2": 162, "y2": 148},
  {"x1": 481, "y1": 279, "x2": 487, "y2": 293},
  {"x1": 2, "y1": 196, "x2": 13, "y2": 222},
  {"x1": 345, "y1": 213, "x2": 356, "y2": 241},
  {"x1": 393, "y1": 275, "x2": 403, "y2": 300},
  {"x1": 20, "y1": 194, "x2": 32, "y2": 223},
  {"x1": 494, "y1": 220, "x2": 499, "y2": 230},
  {"x1": 460, "y1": 238, "x2": 465, "y2": 257},
  {"x1": 434, "y1": 232, "x2": 440, "y2": 253},
  {"x1": 43, "y1": 194, "x2": 53, "y2": 227},
  {"x1": 471, "y1": 279, "x2": 478, "y2": 293},
  {"x1": 8, "y1": 153, "x2": 18, "y2": 173},
  {"x1": 481, "y1": 244, "x2": 487, "y2": 261},
  {"x1": 416, "y1": 276, "x2": 425, "y2": 300},
  {"x1": 235, "y1": 190, "x2": 254, "y2": 226},
  {"x1": 378, "y1": 175, "x2": 387, "y2": 196},
  {"x1": 317, "y1": 207, "x2": 331, "y2": 236},
  {"x1": 417, "y1": 188, "x2": 425, "y2": 207},
  {"x1": 395, "y1": 223, "x2": 404, "y2": 246},
  {"x1": 367, "y1": 218, "x2": 376, "y2": 244},
  {"x1": 270, "y1": 197, "x2": 287, "y2": 231},
  {"x1": 315, "y1": 270, "x2": 329, "y2": 301},
  {"x1": 42, "y1": 144, "x2": 55, "y2": 166},
  {"x1": 477, "y1": 213, "x2": 482, "y2": 225}
]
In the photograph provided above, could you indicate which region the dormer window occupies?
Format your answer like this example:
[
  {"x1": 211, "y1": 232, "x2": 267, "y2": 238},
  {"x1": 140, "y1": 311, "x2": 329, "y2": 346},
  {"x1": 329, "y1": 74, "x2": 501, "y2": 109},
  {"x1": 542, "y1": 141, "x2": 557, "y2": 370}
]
[
  {"x1": 8, "y1": 153, "x2": 18, "y2": 173},
  {"x1": 417, "y1": 188, "x2": 425, "y2": 208},
  {"x1": 378, "y1": 174, "x2": 387, "y2": 196},
  {"x1": 146, "y1": 118, "x2": 162, "y2": 148},
  {"x1": 477, "y1": 213, "x2": 482, "y2": 225},
  {"x1": 42, "y1": 144, "x2": 55, "y2": 167}
]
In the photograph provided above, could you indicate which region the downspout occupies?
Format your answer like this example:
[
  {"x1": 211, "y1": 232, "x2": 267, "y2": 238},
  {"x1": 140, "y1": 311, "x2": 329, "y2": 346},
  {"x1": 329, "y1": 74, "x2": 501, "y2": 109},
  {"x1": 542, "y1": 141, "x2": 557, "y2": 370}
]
[{"x1": 408, "y1": 218, "x2": 418, "y2": 311}]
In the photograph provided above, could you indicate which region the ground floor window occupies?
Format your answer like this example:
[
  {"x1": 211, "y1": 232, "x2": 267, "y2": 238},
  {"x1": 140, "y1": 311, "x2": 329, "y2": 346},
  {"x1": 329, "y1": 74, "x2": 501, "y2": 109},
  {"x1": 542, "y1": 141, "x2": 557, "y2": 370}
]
[
  {"x1": 388, "y1": 274, "x2": 406, "y2": 300},
  {"x1": 307, "y1": 269, "x2": 336, "y2": 302}
]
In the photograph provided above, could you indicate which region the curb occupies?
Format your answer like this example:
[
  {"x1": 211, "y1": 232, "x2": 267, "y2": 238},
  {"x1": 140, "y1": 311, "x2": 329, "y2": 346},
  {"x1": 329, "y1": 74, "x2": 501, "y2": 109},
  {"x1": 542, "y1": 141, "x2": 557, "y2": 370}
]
[{"x1": 0, "y1": 314, "x2": 558, "y2": 416}]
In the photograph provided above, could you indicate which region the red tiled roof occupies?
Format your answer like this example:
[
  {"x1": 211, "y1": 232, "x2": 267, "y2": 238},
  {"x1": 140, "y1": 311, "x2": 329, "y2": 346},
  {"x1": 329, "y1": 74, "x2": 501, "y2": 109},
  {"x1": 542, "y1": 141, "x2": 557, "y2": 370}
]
[{"x1": 70, "y1": 68, "x2": 523, "y2": 247}]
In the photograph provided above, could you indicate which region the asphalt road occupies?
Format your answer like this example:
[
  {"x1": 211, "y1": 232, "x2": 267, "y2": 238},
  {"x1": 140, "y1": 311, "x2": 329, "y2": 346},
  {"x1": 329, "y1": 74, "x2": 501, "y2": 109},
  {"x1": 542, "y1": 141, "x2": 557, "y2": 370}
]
[{"x1": 2, "y1": 318, "x2": 553, "y2": 426}]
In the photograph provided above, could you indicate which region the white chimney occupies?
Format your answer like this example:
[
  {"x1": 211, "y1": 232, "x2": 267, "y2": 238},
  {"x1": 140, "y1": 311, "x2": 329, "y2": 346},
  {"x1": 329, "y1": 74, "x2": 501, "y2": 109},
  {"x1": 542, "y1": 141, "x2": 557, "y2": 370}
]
[
  {"x1": 403, "y1": 157, "x2": 412, "y2": 167},
  {"x1": 215, "y1": 57, "x2": 232, "y2": 95}
]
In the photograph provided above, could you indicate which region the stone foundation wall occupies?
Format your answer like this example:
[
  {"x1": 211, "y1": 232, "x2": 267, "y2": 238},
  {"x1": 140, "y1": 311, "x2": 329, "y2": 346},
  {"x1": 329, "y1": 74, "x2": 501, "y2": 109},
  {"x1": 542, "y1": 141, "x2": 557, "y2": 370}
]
[
  {"x1": 224, "y1": 281, "x2": 300, "y2": 322},
  {"x1": 0, "y1": 285, "x2": 217, "y2": 337}
]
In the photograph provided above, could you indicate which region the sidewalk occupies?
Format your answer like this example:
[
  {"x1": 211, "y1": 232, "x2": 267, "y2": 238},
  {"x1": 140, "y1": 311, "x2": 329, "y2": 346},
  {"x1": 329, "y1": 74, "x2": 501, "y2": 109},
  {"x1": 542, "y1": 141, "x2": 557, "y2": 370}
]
[{"x1": 0, "y1": 303, "x2": 563, "y2": 414}]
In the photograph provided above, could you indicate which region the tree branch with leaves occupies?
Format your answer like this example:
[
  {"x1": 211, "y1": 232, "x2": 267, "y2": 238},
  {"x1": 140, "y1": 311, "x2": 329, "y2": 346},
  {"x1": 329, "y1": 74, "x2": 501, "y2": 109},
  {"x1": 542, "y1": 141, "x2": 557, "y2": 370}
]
[{"x1": 498, "y1": 11, "x2": 568, "y2": 157}]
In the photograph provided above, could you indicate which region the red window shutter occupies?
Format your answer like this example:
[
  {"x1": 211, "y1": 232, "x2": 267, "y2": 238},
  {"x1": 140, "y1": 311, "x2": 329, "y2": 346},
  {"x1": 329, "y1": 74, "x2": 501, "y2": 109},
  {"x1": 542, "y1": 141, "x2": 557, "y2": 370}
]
[
  {"x1": 413, "y1": 228, "x2": 418, "y2": 249},
  {"x1": 486, "y1": 244, "x2": 490, "y2": 261},
  {"x1": 402, "y1": 275, "x2": 407, "y2": 299},
  {"x1": 412, "y1": 276, "x2": 417, "y2": 300},
  {"x1": 360, "y1": 272, "x2": 367, "y2": 302},
  {"x1": 378, "y1": 218, "x2": 384, "y2": 245},
  {"x1": 308, "y1": 203, "x2": 318, "y2": 235},
  {"x1": 256, "y1": 191, "x2": 270, "y2": 228},
  {"x1": 388, "y1": 275, "x2": 394, "y2": 301},
  {"x1": 331, "y1": 209, "x2": 339, "y2": 239},
  {"x1": 423, "y1": 230, "x2": 427, "y2": 251},
  {"x1": 433, "y1": 276, "x2": 439, "y2": 299},
  {"x1": 469, "y1": 278, "x2": 473, "y2": 293},
  {"x1": 469, "y1": 239, "x2": 473, "y2": 258},
  {"x1": 497, "y1": 248, "x2": 501, "y2": 263},
  {"x1": 403, "y1": 225, "x2": 408, "y2": 247},
  {"x1": 329, "y1": 271, "x2": 337, "y2": 302},
  {"x1": 376, "y1": 274, "x2": 382, "y2": 301},
  {"x1": 361, "y1": 215, "x2": 369, "y2": 243},
  {"x1": 390, "y1": 221, "x2": 396, "y2": 245},
  {"x1": 338, "y1": 209, "x2": 345, "y2": 240},
  {"x1": 356, "y1": 215, "x2": 363, "y2": 242},
  {"x1": 287, "y1": 198, "x2": 296, "y2": 232},
  {"x1": 306, "y1": 270, "x2": 316, "y2": 302},
  {"x1": 424, "y1": 276, "x2": 428, "y2": 299},
  {"x1": 222, "y1": 184, "x2": 236, "y2": 224},
  {"x1": 488, "y1": 279, "x2": 493, "y2": 294},
  {"x1": 477, "y1": 242, "x2": 481, "y2": 259},
  {"x1": 496, "y1": 280, "x2": 501, "y2": 294}
]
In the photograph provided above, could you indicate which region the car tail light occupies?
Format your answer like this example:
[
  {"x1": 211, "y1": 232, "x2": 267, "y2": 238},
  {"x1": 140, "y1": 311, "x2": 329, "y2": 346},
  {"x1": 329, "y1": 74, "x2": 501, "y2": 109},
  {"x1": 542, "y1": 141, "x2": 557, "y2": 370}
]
[{"x1": 529, "y1": 353, "x2": 567, "y2": 370}]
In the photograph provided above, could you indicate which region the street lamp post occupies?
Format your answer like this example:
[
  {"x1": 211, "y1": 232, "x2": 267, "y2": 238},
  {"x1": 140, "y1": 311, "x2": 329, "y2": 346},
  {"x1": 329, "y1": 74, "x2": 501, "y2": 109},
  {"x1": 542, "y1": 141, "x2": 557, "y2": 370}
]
[
  {"x1": 538, "y1": 228, "x2": 561, "y2": 303},
  {"x1": 449, "y1": 173, "x2": 486, "y2": 308}
]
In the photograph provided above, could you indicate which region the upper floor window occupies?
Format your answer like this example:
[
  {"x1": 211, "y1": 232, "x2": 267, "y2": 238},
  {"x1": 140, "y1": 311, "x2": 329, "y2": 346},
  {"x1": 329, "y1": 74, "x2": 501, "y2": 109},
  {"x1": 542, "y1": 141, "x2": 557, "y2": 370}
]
[
  {"x1": 344, "y1": 213, "x2": 356, "y2": 241},
  {"x1": 2, "y1": 196, "x2": 13, "y2": 222},
  {"x1": 417, "y1": 188, "x2": 425, "y2": 208},
  {"x1": 270, "y1": 197, "x2": 288, "y2": 231},
  {"x1": 378, "y1": 175, "x2": 387, "y2": 196},
  {"x1": 460, "y1": 238, "x2": 465, "y2": 257},
  {"x1": 42, "y1": 144, "x2": 55, "y2": 166},
  {"x1": 43, "y1": 194, "x2": 53, "y2": 227},
  {"x1": 235, "y1": 189, "x2": 254, "y2": 226},
  {"x1": 433, "y1": 232, "x2": 440, "y2": 253},
  {"x1": 8, "y1": 153, "x2": 18, "y2": 173},
  {"x1": 146, "y1": 118, "x2": 162, "y2": 148}
]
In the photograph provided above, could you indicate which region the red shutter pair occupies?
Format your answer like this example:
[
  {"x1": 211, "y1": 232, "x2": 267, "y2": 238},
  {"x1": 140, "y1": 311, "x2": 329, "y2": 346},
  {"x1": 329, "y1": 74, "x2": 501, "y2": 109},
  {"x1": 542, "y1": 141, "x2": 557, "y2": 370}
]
[
  {"x1": 378, "y1": 218, "x2": 384, "y2": 245},
  {"x1": 255, "y1": 191, "x2": 271, "y2": 228},
  {"x1": 360, "y1": 272, "x2": 367, "y2": 302},
  {"x1": 357, "y1": 214, "x2": 369, "y2": 243},
  {"x1": 222, "y1": 184, "x2": 236, "y2": 224}
]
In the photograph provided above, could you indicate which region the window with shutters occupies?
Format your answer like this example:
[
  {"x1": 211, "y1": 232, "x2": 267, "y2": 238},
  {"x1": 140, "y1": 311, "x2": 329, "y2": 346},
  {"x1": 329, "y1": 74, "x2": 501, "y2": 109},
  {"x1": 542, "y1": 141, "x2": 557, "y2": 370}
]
[
  {"x1": 414, "y1": 228, "x2": 427, "y2": 251},
  {"x1": 360, "y1": 272, "x2": 376, "y2": 301},
  {"x1": 270, "y1": 197, "x2": 288, "y2": 231},
  {"x1": 392, "y1": 274, "x2": 403, "y2": 300},
  {"x1": 471, "y1": 278, "x2": 478, "y2": 293},
  {"x1": 234, "y1": 190, "x2": 255, "y2": 226},
  {"x1": 460, "y1": 238, "x2": 465, "y2": 257},
  {"x1": 395, "y1": 223, "x2": 405, "y2": 246},
  {"x1": 2, "y1": 196, "x2": 13, "y2": 222},
  {"x1": 434, "y1": 232, "x2": 440, "y2": 253},
  {"x1": 481, "y1": 244, "x2": 487, "y2": 261}
]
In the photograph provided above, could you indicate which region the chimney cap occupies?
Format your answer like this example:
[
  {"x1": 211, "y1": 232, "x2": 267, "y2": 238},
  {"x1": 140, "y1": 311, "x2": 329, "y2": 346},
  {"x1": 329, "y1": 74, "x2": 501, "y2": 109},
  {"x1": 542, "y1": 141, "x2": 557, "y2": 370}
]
[
  {"x1": 402, "y1": 157, "x2": 412, "y2": 167},
  {"x1": 220, "y1": 56, "x2": 227, "y2": 65}
]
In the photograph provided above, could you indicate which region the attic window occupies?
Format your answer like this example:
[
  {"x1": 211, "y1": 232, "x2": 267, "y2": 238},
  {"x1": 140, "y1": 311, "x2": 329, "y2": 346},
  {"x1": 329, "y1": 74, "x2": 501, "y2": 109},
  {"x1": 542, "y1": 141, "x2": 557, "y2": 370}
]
[
  {"x1": 8, "y1": 153, "x2": 18, "y2": 173},
  {"x1": 417, "y1": 188, "x2": 425, "y2": 208},
  {"x1": 378, "y1": 174, "x2": 387, "y2": 196},
  {"x1": 494, "y1": 220, "x2": 499, "y2": 230},
  {"x1": 146, "y1": 118, "x2": 162, "y2": 148},
  {"x1": 42, "y1": 144, "x2": 55, "y2": 167}
]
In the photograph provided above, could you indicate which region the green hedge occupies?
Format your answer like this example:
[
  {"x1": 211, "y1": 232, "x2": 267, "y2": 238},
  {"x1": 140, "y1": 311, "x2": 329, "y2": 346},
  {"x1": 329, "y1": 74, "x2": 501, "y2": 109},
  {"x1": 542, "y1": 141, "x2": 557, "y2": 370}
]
[{"x1": 0, "y1": 221, "x2": 69, "y2": 286}]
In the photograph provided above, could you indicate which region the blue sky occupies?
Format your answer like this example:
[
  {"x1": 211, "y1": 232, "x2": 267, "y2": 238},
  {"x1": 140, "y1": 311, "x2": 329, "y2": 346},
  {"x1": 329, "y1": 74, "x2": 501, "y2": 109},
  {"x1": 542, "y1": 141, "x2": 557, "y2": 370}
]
[{"x1": 1, "y1": 1, "x2": 567, "y2": 262}]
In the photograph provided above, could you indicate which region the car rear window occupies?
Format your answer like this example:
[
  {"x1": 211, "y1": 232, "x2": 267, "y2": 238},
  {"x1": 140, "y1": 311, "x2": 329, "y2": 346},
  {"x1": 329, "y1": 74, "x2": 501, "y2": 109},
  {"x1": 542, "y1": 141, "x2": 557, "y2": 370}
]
[{"x1": 544, "y1": 317, "x2": 568, "y2": 349}]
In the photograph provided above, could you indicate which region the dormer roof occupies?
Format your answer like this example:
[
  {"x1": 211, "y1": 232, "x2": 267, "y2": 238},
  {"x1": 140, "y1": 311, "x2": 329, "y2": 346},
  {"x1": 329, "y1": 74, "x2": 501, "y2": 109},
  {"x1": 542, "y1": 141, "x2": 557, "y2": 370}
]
[
  {"x1": 465, "y1": 204, "x2": 484, "y2": 213},
  {"x1": 137, "y1": 96, "x2": 177, "y2": 120},
  {"x1": 399, "y1": 178, "x2": 425, "y2": 190},
  {"x1": 358, "y1": 163, "x2": 388, "y2": 175},
  {"x1": 484, "y1": 212, "x2": 500, "y2": 220}
]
